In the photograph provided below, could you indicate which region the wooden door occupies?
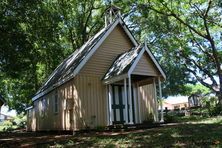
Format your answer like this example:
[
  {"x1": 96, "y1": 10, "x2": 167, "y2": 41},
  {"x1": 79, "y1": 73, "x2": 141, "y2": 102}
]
[
  {"x1": 111, "y1": 84, "x2": 135, "y2": 124},
  {"x1": 112, "y1": 85, "x2": 125, "y2": 124}
]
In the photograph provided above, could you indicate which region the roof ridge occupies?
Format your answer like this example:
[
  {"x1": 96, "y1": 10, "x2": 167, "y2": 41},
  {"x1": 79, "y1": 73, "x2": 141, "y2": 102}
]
[
  {"x1": 32, "y1": 16, "x2": 140, "y2": 101},
  {"x1": 35, "y1": 17, "x2": 121, "y2": 95}
]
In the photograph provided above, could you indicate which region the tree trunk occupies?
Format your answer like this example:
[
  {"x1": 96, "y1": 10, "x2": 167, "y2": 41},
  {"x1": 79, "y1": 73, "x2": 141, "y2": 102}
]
[
  {"x1": 218, "y1": 94, "x2": 222, "y2": 104},
  {"x1": 218, "y1": 74, "x2": 222, "y2": 105}
]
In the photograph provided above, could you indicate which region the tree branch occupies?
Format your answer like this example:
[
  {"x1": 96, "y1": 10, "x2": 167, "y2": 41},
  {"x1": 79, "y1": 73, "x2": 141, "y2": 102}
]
[
  {"x1": 185, "y1": 65, "x2": 216, "y2": 92},
  {"x1": 204, "y1": 0, "x2": 212, "y2": 17},
  {"x1": 188, "y1": 28, "x2": 214, "y2": 60},
  {"x1": 188, "y1": 58, "x2": 217, "y2": 86},
  {"x1": 68, "y1": 29, "x2": 76, "y2": 51},
  {"x1": 191, "y1": 3, "x2": 204, "y2": 17},
  {"x1": 144, "y1": 3, "x2": 208, "y2": 39},
  {"x1": 202, "y1": 0, "x2": 221, "y2": 79}
]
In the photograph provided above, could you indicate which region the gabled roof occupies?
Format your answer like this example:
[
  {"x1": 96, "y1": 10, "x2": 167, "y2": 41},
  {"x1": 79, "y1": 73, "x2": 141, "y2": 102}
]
[
  {"x1": 103, "y1": 43, "x2": 166, "y2": 84},
  {"x1": 32, "y1": 17, "x2": 138, "y2": 101},
  {"x1": 36, "y1": 25, "x2": 109, "y2": 95},
  {"x1": 103, "y1": 45, "x2": 143, "y2": 81},
  {"x1": 144, "y1": 45, "x2": 166, "y2": 80}
]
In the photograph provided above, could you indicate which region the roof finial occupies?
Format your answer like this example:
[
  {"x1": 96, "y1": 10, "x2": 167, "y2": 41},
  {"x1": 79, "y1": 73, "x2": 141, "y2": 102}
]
[
  {"x1": 104, "y1": 4, "x2": 121, "y2": 27},
  {"x1": 144, "y1": 37, "x2": 148, "y2": 49}
]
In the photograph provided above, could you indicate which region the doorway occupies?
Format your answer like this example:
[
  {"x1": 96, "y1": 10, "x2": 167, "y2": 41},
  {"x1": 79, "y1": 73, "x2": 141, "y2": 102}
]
[{"x1": 111, "y1": 85, "x2": 135, "y2": 124}]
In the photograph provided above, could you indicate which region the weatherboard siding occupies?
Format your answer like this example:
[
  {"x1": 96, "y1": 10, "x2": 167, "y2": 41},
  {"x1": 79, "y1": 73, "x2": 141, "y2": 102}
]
[
  {"x1": 27, "y1": 22, "x2": 162, "y2": 131},
  {"x1": 73, "y1": 74, "x2": 107, "y2": 128},
  {"x1": 80, "y1": 24, "x2": 134, "y2": 78},
  {"x1": 29, "y1": 24, "x2": 135, "y2": 131},
  {"x1": 133, "y1": 53, "x2": 159, "y2": 76},
  {"x1": 33, "y1": 90, "x2": 63, "y2": 131},
  {"x1": 29, "y1": 75, "x2": 107, "y2": 131},
  {"x1": 138, "y1": 84, "x2": 157, "y2": 122},
  {"x1": 27, "y1": 108, "x2": 36, "y2": 131}
]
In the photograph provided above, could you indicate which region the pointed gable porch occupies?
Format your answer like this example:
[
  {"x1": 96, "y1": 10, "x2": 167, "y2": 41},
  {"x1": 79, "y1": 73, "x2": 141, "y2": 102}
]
[{"x1": 103, "y1": 44, "x2": 166, "y2": 125}]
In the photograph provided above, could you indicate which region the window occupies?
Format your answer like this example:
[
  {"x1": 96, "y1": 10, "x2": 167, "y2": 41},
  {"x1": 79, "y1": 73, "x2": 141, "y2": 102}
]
[
  {"x1": 54, "y1": 90, "x2": 59, "y2": 114},
  {"x1": 40, "y1": 98, "x2": 47, "y2": 117}
]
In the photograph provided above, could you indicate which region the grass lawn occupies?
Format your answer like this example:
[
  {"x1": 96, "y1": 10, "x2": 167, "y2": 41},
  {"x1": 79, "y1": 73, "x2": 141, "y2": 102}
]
[{"x1": 1, "y1": 116, "x2": 222, "y2": 147}]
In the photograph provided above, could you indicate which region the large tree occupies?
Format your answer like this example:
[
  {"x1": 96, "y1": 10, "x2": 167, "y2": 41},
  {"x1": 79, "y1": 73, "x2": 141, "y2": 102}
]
[
  {"x1": 113, "y1": 0, "x2": 195, "y2": 96},
  {"x1": 0, "y1": 0, "x2": 105, "y2": 113},
  {"x1": 126, "y1": 0, "x2": 222, "y2": 102}
]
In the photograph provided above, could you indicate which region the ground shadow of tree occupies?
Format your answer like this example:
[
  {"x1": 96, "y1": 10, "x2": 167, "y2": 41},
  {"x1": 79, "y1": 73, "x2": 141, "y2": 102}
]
[
  {"x1": 1, "y1": 123, "x2": 222, "y2": 147},
  {"x1": 66, "y1": 123, "x2": 222, "y2": 147}
]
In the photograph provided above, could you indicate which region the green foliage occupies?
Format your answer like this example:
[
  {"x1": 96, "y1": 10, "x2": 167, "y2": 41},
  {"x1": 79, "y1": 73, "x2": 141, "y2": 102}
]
[
  {"x1": 0, "y1": 0, "x2": 105, "y2": 113},
  {"x1": 184, "y1": 84, "x2": 211, "y2": 96},
  {"x1": 143, "y1": 113, "x2": 154, "y2": 124},
  {"x1": 96, "y1": 126, "x2": 105, "y2": 131},
  {"x1": 176, "y1": 115, "x2": 208, "y2": 123},
  {"x1": 161, "y1": 60, "x2": 193, "y2": 97},
  {"x1": 164, "y1": 114, "x2": 176, "y2": 123},
  {"x1": 1, "y1": 0, "x2": 221, "y2": 114},
  {"x1": 201, "y1": 96, "x2": 221, "y2": 116},
  {"x1": 121, "y1": 0, "x2": 222, "y2": 100},
  {"x1": 189, "y1": 96, "x2": 222, "y2": 117},
  {"x1": 13, "y1": 113, "x2": 27, "y2": 128},
  {"x1": 0, "y1": 113, "x2": 26, "y2": 132},
  {"x1": 209, "y1": 104, "x2": 222, "y2": 117},
  {"x1": 1, "y1": 120, "x2": 14, "y2": 131}
]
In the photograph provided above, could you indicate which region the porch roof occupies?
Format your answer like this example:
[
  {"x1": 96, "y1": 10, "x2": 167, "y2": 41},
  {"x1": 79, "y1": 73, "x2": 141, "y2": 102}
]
[
  {"x1": 103, "y1": 43, "x2": 166, "y2": 84},
  {"x1": 103, "y1": 45, "x2": 142, "y2": 81}
]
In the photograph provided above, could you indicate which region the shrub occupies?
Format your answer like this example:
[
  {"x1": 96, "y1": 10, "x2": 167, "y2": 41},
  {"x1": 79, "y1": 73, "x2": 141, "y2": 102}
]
[
  {"x1": 164, "y1": 114, "x2": 177, "y2": 123},
  {"x1": 209, "y1": 104, "x2": 222, "y2": 117},
  {"x1": 13, "y1": 113, "x2": 26, "y2": 128},
  {"x1": 96, "y1": 126, "x2": 105, "y2": 131},
  {"x1": 0, "y1": 113, "x2": 27, "y2": 132},
  {"x1": 2, "y1": 120, "x2": 14, "y2": 131},
  {"x1": 143, "y1": 113, "x2": 154, "y2": 124}
]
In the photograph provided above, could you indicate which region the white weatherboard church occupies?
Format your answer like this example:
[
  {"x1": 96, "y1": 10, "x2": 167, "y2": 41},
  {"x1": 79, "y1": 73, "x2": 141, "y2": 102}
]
[{"x1": 27, "y1": 6, "x2": 165, "y2": 131}]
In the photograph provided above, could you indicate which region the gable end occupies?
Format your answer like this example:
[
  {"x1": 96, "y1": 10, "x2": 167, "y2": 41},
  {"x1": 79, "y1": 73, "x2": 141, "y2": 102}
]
[{"x1": 132, "y1": 52, "x2": 159, "y2": 76}]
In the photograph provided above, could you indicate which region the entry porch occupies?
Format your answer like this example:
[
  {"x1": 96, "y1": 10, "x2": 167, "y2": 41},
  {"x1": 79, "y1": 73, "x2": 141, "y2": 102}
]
[{"x1": 105, "y1": 74, "x2": 164, "y2": 125}]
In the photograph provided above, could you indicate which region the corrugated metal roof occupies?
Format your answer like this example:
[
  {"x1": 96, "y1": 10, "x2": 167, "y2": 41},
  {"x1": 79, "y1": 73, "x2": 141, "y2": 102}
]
[{"x1": 103, "y1": 45, "x2": 142, "y2": 81}]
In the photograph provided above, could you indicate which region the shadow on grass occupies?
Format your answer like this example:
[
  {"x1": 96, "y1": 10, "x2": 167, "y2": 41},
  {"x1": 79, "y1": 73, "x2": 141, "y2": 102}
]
[
  {"x1": 1, "y1": 123, "x2": 222, "y2": 147},
  {"x1": 42, "y1": 123, "x2": 222, "y2": 147}
]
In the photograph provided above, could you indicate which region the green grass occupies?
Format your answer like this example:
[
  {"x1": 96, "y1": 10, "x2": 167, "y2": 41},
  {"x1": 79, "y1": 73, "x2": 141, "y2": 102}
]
[
  {"x1": 175, "y1": 115, "x2": 208, "y2": 123},
  {"x1": 1, "y1": 116, "x2": 222, "y2": 147},
  {"x1": 42, "y1": 116, "x2": 222, "y2": 147}
]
